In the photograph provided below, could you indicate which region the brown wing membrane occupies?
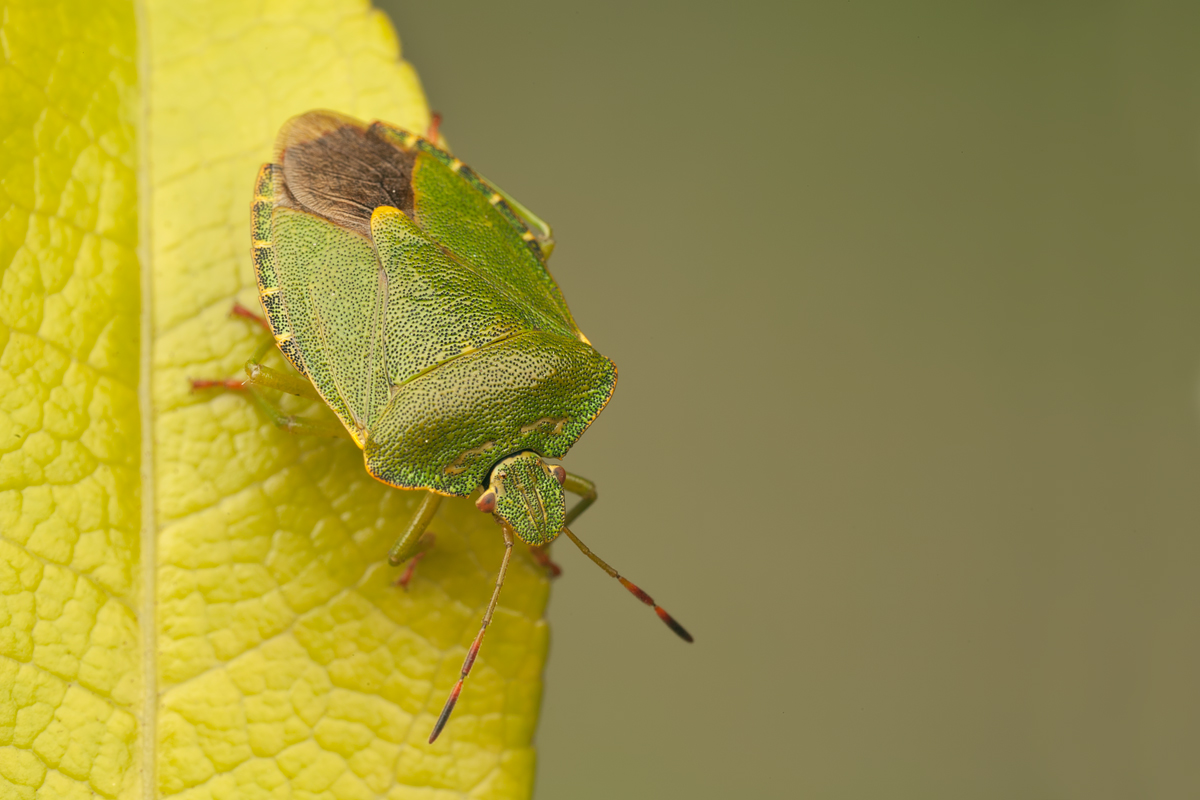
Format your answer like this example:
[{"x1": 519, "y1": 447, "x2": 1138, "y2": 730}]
[{"x1": 274, "y1": 110, "x2": 415, "y2": 236}]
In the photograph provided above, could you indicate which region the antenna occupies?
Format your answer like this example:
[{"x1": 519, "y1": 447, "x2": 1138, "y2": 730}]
[
  {"x1": 428, "y1": 524, "x2": 514, "y2": 743},
  {"x1": 561, "y1": 527, "x2": 693, "y2": 643},
  {"x1": 427, "y1": 523, "x2": 693, "y2": 743}
]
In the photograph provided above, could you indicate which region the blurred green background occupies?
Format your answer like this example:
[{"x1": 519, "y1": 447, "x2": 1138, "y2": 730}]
[{"x1": 380, "y1": 1, "x2": 1199, "y2": 797}]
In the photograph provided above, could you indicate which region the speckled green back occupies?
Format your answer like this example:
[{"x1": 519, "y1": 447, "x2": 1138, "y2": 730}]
[
  {"x1": 252, "y1": 111, "x2": 616, "y2": 494},
  {"x1": 365, "y1": 327, "x2": 616, "y2": 495}
]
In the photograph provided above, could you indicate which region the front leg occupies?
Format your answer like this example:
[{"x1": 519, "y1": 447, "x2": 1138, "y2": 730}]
[
  {"x1": 388, "y1": 490, "x2": 443, "y2": 566},
  {"x1": 527, "y1": 544, "x2": 562, "y2": 578},
  {"x1": 563, "y1": 472, "x2": 598, "y2": 527}
]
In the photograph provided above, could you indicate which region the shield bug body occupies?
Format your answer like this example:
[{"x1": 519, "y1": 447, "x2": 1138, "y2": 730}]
[{"x1": 207, "y1": 111, "x2": 691, "y2": 742}]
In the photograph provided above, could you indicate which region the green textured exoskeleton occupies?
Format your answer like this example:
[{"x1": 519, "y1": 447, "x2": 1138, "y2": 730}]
[{"x1": 243, "y1": 111, "x2": 689, "y2": 742}]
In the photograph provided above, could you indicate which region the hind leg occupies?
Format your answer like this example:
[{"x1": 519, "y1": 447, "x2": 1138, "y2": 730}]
[
  {"x1": 199, "y1": 302, "x2": 440, "y2": 580},
  {"x1": 191, "y1": 369, "x2": 347, "y2": 439},
  {"x1": 191, "y1": 304, "x2": 347, "y2": 438}
]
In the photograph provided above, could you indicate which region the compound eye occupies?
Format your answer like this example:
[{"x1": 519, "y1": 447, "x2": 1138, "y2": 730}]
[
  {"x1": 476, "y1": 489, "x2": 497, "y2": 513},
  {"x1": 548, "y1": 465, "x2": 566, "y2": 486}
]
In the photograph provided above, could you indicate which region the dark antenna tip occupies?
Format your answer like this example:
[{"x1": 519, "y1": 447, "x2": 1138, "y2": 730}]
[
  {"x1": 655, "y1": 606, "x2": 694, "y2": 643},
  {"x1": 427, "y1": 526, "x2": 516, "y2": 743},
  {"x1": 428, "y1": 681, "x2": 461, "y2": 743},
  {"x1": 562, "y1": 527, "x2": 694, "y2": 644}
]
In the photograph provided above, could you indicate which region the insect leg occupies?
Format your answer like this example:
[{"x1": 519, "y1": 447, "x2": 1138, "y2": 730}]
[
  {"x1": 242, "y1": 359, "x2": 322, "y2": 402},
  {"x1": 429, "y1": 523, "x2": 515, "y2": 743},
  {"x1": 560, "y1": 527, "x2": 693, "y2": 643},
  {"x1": 190, "y1": 375, "x2": 347, "y2": 439},
  {"x1": 392, "y1": 541, "x2": 434, "y2": 591},
  {"x1": 562, "y1": 472, "x2": 598, "y2": 526},
  {"x1": 527, "y1": 544, "x2": 562, "y2": 578},
  {"x1": 241, "y1": 386, "x2": 348, "y2": 438},
  {"x1": 388, "y1": 491, "x2": 443, "y2": 566},
  {"x1": 230, "y1": 301, "x2": 272, "y2": 333},
  {"x1": 475, "y1": 172, "x2": 555, "y2": 259},
  {"x1": 189, "y1": 321, "x2": 278, "y2": 394},
  {"x1": 425, "y1": 112, "x2": 442, "y2": 143},
  {"x1": 227, "y1": 303, "x2": 319, "y2": 400}
]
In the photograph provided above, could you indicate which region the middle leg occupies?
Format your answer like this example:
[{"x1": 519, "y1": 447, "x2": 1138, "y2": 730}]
[
  {"x1": 563, "y1": 472, "x2": 598, "y2": 527},
  {"x1": 527, "y1": 544, "x2": 562, "y2": 578}
]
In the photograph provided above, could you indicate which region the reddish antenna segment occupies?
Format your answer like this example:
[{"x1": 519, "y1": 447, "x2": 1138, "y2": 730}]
[
  {"x1": 561, "y1": 527, "x2": 693, "y2": 643},
  {"x1": 427, "y1": 525, "x2": 692, "y2": 742},
  {"x1": 428, "y1": 524, "x2": 515, "y2": 743}
]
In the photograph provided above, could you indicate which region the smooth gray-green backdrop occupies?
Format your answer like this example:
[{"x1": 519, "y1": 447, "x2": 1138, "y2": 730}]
[{"x1": 381, "y1": 2, "x2": 1200, "y2": 797}]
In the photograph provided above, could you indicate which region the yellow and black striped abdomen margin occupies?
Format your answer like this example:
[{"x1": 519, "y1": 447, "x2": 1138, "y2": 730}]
[{"x1": 251, "y1": 163, "x2": 306, "y2": 376}]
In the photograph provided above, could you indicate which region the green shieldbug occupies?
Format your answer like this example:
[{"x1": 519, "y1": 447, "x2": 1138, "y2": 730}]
[{"x1": 197, "y1": 111, "x2": 691, "y2": 742}]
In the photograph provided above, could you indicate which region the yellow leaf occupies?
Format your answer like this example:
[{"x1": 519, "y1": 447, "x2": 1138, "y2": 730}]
[{"x1": 0, "y1": 0, "x2": 551, "y2": 797}]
